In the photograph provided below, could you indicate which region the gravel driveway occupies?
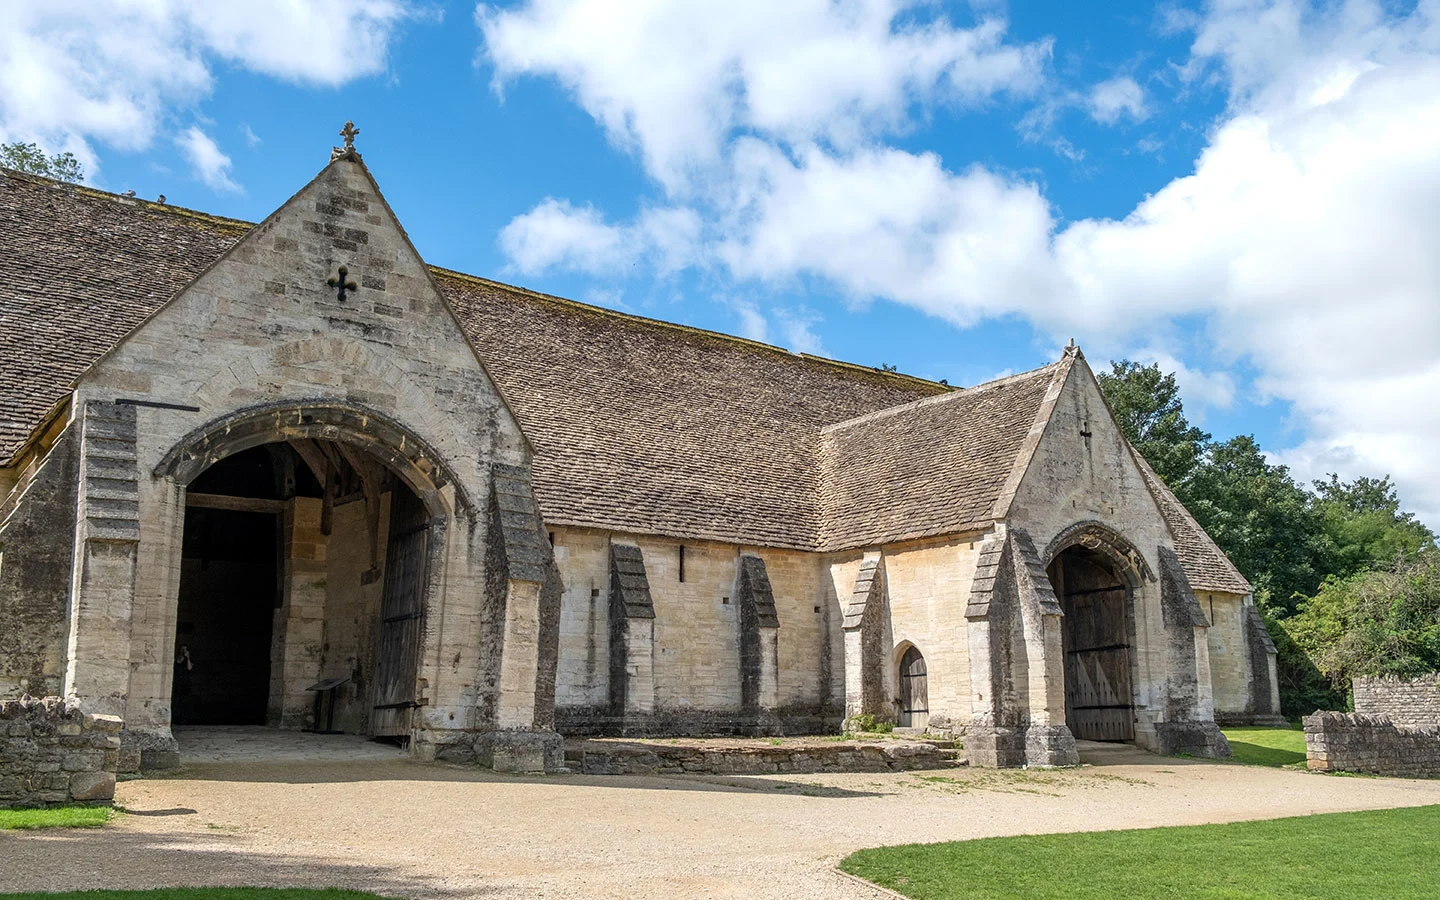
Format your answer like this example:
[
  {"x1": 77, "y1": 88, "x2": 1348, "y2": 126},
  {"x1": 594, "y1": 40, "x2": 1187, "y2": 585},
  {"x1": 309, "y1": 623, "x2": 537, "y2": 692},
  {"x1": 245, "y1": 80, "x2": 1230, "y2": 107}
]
[{"x1": 5, "y1": 739, "x2": 1440, "y2": 899}]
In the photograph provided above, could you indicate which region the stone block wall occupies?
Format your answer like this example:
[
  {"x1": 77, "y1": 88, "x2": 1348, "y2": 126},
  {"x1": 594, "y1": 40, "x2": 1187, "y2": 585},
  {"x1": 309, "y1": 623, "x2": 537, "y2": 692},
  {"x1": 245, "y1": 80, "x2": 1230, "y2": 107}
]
[
  {"x1": 1354, "y1": 675, "x2": 1440, "y2": 726},
  {"x1": 1304, "y1": 711, "x2": 1440, "y2": 777},
  {"x1": 1, "y1": 696, "x2": 120, "y2": 808}
]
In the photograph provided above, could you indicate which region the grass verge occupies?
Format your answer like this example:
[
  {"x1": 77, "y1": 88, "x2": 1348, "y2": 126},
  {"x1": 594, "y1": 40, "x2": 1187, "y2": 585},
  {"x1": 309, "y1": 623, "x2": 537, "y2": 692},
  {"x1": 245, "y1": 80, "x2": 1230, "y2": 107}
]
[
  {"x1": 840, "y1": 804, "x2": 1440, "y2": 899},
  {"x1": 0, "y1": 891, "x2": 400, "y2": 899},
  {"x1": 1221, "y1": 726, "x2": 1307, "y2": 768},
  {"x1": 0, "y1": 806, "x2": 115, "y2": 830}
]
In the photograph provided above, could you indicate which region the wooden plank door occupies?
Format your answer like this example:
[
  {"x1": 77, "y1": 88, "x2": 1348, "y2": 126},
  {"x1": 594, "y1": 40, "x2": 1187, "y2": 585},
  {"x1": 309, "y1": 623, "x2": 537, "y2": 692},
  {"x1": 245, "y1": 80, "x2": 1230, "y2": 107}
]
[
  {"x1": 898, "y1": 647, "x2": 929, "y2": 729},
  {"x1": 370, "y1": 489, "x2": 429, "y2": 738},
  {"x1": 1063, "y1": 584, "x2": 1134, "y2": 742}
]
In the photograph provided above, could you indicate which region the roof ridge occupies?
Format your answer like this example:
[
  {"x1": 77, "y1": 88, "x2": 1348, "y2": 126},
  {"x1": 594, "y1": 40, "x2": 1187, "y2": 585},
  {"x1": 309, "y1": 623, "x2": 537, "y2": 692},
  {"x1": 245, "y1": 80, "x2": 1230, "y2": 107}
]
[
  {"x1": 0, "y1": 168, "x2": 950, "y2": 397},
  {"x1": 820, "y1": 360, "x2": 1064, "y2": 435},
  {"x1": 0, "y1": 167, "x2": 252, "y2": 233}
]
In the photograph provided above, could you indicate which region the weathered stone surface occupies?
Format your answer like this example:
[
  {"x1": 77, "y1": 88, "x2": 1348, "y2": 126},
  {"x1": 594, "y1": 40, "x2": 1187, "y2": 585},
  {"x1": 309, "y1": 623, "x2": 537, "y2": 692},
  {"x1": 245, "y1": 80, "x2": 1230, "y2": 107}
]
[
  {"x1": 68, "y1": 771, "x2": 116, "y2": 802},
  {"x1": 1305, "y1": 711, "x2": 1440, "y2": 778},
  {"x1": 0, "y1": 695, "x2": 117, "y2": 807},
  {"x1": 567, "y1": 738, "x2": 960, "y2": 776},
  {"x1": 1354, "y1": 675, "x2": 1440, "y2": 726}
]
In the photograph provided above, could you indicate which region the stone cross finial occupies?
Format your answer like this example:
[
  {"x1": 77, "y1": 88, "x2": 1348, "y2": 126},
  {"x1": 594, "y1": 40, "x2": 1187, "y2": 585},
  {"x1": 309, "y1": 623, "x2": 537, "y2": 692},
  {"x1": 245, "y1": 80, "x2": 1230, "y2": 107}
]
[
  {"x1": 340, "y1": 120, "x2": 359, "y2": 151},
  {"x1": 327, "y1": 265, "x2": 359, "y2": 302}
]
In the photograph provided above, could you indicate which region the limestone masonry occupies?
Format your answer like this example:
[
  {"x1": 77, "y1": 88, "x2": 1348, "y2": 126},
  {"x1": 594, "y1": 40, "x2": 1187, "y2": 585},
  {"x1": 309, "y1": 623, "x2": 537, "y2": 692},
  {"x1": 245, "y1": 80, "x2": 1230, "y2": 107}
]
[
  {"x1": 0, "y1": 130, "x2": 1279, "y2": 775},
  {"x1": 1305, "y1": 711, "x2": 1440, "y2": 778},
  {"x1": 1, "y1": 696, "x2": 119, "y2": 808},
  {"x1": 1354, "y1": 674, "x2": 1440, "y2": 726}
]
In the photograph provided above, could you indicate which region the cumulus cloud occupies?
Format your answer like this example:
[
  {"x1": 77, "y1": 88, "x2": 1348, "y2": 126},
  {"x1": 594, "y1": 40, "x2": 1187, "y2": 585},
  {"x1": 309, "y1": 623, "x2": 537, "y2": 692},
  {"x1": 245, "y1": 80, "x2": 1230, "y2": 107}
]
[
  {"x1": 489, "y1": 0, "x2": 1440, "y2": 524},
  {"x1": 1087, "y1": 76, "x2": 1148, "y2": 124},
  {"x1": 499, "y1": 198, "x2": 701, "y2": 276},
  {"x1": 176, "y1": 127, "x2": 240, "y2": 193},
  {"x1": 479, "y1": 0, "x2": 1050, "y2": 192},
  {"x1": 0, "y1": 1, "x2": 412, "y2": 166}
]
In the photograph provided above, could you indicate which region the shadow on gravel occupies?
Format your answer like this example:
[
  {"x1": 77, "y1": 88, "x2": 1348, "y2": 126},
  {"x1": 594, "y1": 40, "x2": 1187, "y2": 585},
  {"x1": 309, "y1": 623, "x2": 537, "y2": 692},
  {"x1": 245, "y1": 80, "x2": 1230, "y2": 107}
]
[{"x1": 0, "y1": 828, "x2": 485, "y2": 899}]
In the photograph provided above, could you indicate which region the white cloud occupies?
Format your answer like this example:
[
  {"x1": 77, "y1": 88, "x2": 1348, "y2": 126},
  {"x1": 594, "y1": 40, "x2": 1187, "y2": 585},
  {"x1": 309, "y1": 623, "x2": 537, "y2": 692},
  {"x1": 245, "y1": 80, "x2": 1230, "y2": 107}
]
[
  {"x1": 479, "y1": 0, "x2": 1049, "y2": 193},
  {"x1": 0, "y1": 1, "x2": 412, "y2": 165},
  {"x1": 1088, "y1": 76, "x2": 1148, "y2": 124},
  {"x1": 175, "y1": 127, "x2": 240, "y2": 193},
  {"x1": 241, "y1": 124, "x2": 261, "y2": 148},
  {"x1": 498, "y1": 198, "x2": 701, "y2": 276},
  {"x1": 490, "y1": 0, "x2": 1440, "y2": 525}
]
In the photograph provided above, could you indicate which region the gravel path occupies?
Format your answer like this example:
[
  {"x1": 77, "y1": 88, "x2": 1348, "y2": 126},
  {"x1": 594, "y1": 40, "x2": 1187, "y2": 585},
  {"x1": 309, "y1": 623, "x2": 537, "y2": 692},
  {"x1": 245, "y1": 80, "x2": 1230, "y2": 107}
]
[{"x1": 5, "y1": 741, "x2": 1440, "y2": 899}]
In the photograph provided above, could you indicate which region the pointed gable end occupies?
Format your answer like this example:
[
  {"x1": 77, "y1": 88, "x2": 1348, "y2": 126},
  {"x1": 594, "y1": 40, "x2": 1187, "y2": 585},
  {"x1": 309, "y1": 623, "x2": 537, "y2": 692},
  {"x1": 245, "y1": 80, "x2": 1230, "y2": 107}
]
[{"x1": 72, "y1": 152, "x2": 530, "y2": 477}]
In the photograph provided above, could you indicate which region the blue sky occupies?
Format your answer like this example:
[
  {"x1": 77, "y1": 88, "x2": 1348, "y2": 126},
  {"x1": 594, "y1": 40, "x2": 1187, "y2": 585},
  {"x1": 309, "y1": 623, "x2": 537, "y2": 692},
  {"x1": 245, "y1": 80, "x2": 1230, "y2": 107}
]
[{"x1": 4, "y1": 1, "x2": 1438, "y2": 522}]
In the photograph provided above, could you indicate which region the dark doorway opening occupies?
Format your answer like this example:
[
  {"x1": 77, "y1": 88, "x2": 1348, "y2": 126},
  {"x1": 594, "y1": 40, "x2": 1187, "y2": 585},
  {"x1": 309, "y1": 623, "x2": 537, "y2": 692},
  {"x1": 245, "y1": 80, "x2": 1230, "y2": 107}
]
[
  {"x1": 171, "y1": 440, "x2": 430, "y2": 736},
  {"x1": 173, "y1": 446, "x2": 283, "y2": 725},
  {"x1": 898, "y1": 646, "x2": 929, "y2": 729},
  {"x1": 1049, "y1": 547, "x2": 1134, "y2": 742}
]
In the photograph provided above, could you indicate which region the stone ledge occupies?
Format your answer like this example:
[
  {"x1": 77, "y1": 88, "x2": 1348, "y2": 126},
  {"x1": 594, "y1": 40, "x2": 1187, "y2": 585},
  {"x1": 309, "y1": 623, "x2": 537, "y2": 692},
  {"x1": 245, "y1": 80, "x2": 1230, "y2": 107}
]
[{"x1": 564, "y1": 737, "x2": 964, "y2": 776}]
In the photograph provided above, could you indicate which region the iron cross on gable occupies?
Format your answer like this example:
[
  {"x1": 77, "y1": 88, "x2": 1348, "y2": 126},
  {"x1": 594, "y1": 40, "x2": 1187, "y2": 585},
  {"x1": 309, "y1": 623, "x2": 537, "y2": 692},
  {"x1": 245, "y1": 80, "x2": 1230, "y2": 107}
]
[{"x1": 327, "y1": 266, "x2": 358, "y2": 302}]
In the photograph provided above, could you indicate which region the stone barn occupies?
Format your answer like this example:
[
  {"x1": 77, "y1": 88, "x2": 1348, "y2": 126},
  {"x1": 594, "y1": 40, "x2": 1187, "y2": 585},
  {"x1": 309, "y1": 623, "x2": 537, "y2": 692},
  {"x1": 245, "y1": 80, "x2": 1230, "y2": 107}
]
[{"x1": 0, "y1": 131, "x2": 1280, "y2": 773}]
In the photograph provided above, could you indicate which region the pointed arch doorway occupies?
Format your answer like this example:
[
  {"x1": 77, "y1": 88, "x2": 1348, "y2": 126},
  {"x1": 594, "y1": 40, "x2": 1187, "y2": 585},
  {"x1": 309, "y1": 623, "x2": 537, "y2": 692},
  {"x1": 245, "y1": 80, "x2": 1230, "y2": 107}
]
[{"x1": 897, "y1": 645, "x2": 929, "y2": 729}]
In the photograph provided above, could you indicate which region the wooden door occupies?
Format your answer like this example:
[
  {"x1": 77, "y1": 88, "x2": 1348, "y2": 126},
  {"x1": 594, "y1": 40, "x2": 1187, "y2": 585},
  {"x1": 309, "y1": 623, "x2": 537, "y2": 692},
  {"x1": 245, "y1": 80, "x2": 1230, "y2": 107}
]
[
  {"x1": 898, "y1": 646, "x2": 929, "y2": 729},
  {"x1": 370, "y1": 489, "x2": 429, "y2": 738},
  {"x1": 1059, "y1": 556, "x2": 1134, "y2": 742}
]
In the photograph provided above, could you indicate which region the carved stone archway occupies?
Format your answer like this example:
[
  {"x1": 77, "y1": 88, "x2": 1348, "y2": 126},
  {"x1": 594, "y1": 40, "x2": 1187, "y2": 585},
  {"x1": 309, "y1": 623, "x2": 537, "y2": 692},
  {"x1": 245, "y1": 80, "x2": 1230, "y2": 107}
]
[{"x1": 1042, "y1": 520, "x2": 1155, "y2": 590}]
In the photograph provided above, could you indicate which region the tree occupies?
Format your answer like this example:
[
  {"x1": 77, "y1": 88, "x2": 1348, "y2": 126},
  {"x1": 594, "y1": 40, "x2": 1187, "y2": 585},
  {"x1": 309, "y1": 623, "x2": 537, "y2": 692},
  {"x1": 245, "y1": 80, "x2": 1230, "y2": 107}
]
[
  {"x1": 0, "y1": 142, "x2": 84, "y2": 183},
  {"x1": 1287, "y1": 549, "x2": 1440, "y2": 692},
  {"x1": 1183, "y1": 435, "x2": 1331, "y2": 614},
  {"x1": 1095, "y1": 361, "x2": 1210, "y2": 488},
  {"x1": 1313, "y1": 474, "x2": 1435, "y2": 579}
]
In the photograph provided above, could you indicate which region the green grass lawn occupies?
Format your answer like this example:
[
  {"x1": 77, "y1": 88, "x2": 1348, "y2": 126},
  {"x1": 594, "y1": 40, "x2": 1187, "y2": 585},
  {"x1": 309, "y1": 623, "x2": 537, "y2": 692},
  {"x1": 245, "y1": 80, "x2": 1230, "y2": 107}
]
[
  {"x1": 0, "y1": 887, "x2": 400, "y2": 892},
  {"x1": 0, "y1": 807, "x2": 115, "y2": 830},
  {"x1": 1221, "y1": 726, "x2": 1307, "y2": 768},
  {"x1": 840, "y1": 805, "x2": 1440, "y2": 900}
]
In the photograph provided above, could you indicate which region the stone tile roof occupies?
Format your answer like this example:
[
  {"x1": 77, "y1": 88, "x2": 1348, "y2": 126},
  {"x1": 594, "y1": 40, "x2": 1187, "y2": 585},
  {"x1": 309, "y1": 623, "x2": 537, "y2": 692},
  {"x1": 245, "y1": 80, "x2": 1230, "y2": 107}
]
[
  {"x1": 0, "y1": 169, "x2": 943, "y2": 550},
  {"x1": 0, "y1": 172, "x2": 252, "y2": 458},
  {"x1": 437, "y1": 271, "x2": 949, "y2": 548},
  {"x1": 1133, "y1": 451, "x2": 1253, "y2": 594},
  {"x1": 819, "y1": 365, "x2": 1062, "y2": 550},
  {"x1": 0, "y1": 166, "x2": 1255, "y2": 588}
]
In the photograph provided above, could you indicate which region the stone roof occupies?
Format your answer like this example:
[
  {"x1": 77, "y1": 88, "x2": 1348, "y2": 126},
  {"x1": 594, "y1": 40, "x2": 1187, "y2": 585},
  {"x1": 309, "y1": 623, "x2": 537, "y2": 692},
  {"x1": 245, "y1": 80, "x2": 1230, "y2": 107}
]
[
  {"x1": 0, "y1": 166, "x2": 1256, "y2": 591},
  {"x1": 819, "y1": 365, "x2": 1062, "y2": 550},
  {"x1": 0, "y1": 169, "x2": 943, "y2": 550},
  {"x1": 1132, "y1": 451, "x2": 1253, "y2": 594}
]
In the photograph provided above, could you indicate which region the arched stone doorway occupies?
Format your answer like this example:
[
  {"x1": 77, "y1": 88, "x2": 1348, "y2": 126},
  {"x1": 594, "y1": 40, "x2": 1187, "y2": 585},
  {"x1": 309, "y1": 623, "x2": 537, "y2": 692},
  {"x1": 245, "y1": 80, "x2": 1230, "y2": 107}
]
[
  {"x1": 155, "y1": 402, "x2": 463, "y2": 742},
  {"x1": 1043, "y1": 523, "x2": 1153, "y2": 744},
  {"x1": 897, "y1": 645, "x2": 929, "y2": 730},
  {"x1": 1048, "y1": 546, "x2": 1134, "y2": 741}
]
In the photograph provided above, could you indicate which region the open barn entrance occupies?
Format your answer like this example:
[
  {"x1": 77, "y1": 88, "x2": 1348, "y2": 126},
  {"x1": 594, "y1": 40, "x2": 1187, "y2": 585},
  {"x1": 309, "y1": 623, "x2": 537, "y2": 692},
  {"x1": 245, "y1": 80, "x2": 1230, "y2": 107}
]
[
  {"x1": 1048, "y1": 547, "x2": 1135, "y2": 743},
  {"x1": 172, "y1": 440, "x2": 429, "y2": 738}
]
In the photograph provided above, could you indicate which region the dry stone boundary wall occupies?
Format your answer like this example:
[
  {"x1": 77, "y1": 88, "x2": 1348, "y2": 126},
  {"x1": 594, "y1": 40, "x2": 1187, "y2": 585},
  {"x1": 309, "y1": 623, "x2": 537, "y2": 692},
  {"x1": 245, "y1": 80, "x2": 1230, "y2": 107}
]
[
  {"x1": 1354, "y1": 675, "x2": 1440, "y2": 726},
  {"x1": 1304, "y1": 711, "x2": 1440, "y2": 778},
  {"x1": 1, "y1": 695, "x2": 120, "y2": 808}
]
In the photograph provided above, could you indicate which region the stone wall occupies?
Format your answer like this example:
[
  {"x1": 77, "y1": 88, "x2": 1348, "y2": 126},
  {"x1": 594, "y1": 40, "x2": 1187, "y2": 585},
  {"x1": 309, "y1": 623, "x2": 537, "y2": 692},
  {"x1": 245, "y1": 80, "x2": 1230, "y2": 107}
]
[
  {"x1": 1354, "y1": 675, "x2": 1440, "y2": 726},
  {"x1": 1, "y1": 696, "x2": 120, "y2": 808},
  {"x1": 1304, "y1": 711, "x2": 1440, "y2": 777},
  {"x1": 0, "y1": 425, "x2": 79, "y2": 699},
  {"x1": 552, "y1": 527, "x2": 837, "y2": 735},
  {"x1": 566, "y1": 737, "x2": 958, "y2": 776}
]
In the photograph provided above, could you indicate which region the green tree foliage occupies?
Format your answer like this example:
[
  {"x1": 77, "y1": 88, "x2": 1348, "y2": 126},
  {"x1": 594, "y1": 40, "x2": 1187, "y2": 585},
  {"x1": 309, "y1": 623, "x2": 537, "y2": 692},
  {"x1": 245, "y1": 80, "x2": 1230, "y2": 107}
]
[
  {"x1": 0, "y1": 141, "x2": 85, "y2": 183},
  {"x1": 1096, "y1": 359, "x2": 1435, "y2": 716},
  {"x1": 1313, "y1": 474, "x2": 1435, "y2": 580},
  {"x1": 1287, "y1": 550, "x2": 1440, "y2": 690},
  {"x1": 1183, "y1": 436, "x2": 1329, "y2": 613},
  {"x1": 1095, "y1": 361, "x2": 1210, "y2": 488}
]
